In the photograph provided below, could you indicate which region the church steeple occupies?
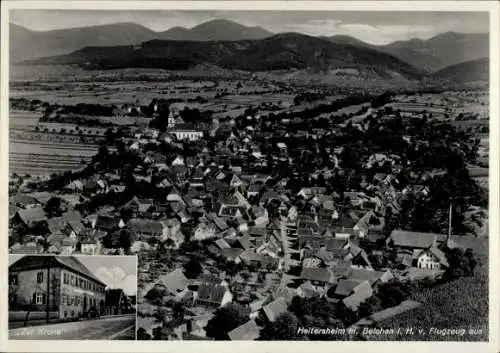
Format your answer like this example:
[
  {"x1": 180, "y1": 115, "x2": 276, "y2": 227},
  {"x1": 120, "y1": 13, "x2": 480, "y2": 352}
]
[{"x1": 167, "y1": 111, "x2": 175, "y2": 128}]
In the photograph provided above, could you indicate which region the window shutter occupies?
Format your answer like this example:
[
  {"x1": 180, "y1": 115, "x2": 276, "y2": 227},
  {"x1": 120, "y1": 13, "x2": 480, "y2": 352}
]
[
  {"x1": 42, "y1": 293, "x2": 46, "y2": 304},
  {"x1": 32, "y1": 293, "x2": 36, "y2": 304}
]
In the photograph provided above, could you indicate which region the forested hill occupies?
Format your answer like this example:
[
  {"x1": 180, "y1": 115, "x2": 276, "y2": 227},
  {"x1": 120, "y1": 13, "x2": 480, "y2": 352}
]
[{"x1": 21, "y1": 33, "x2": 426, "y2": 81}]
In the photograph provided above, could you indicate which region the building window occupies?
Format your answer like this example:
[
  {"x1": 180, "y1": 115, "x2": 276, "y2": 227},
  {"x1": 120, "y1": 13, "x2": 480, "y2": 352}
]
[
  {"x1": 70, "y1": 275, "x2": 75, "y2": 286},
  {"x1": 76, "y1": 296, "x2": 81, "y2": 305},
  {"x1": 63, "y1": 273, "x2": 69, "y2": 284},
  {"x1": 35, "y1": 293, "x2": 44, "y2": 305},
  {"x1": 9, "y1": 274, "x2": 18, "y2": 285},
  {"x1": 62, "y1": 295, "x2": 67, "y2": 305},
  {"x1": 64, "y1": 311, "x2": 68, "y2": 318},
  {"x1": 37, "y1": 272, "x2": 44, "y2": 283}
]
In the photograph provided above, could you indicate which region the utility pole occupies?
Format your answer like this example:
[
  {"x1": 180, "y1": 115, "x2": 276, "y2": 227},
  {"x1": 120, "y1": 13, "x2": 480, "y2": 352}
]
[
  {"x1": 46, "y1": 259, "x2": 51, "y2": 324},
  {"x1": 447, "y1": 203, "x2": 453, "y2": 240}
]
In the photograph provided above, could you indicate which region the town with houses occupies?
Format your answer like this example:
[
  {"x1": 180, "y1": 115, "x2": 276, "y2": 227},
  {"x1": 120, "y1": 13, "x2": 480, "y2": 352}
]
[{"x1": 8, "y1": 88, "x2": 488, "y2": 340}]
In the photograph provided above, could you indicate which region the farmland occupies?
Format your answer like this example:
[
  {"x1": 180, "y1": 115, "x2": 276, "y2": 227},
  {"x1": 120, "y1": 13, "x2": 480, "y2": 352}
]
[{"x1": 9, "y1": 108, "x2": 100, "y2": 176}]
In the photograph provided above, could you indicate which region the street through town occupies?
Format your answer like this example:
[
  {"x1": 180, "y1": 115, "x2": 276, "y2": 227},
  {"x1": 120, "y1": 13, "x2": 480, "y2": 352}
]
[{"x1": 9, "y1": 314, "x2": 136, "y2": 340}]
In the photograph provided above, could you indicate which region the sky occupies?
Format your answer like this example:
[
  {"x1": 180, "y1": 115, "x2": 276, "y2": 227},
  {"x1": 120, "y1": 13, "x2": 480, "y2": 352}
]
[
  {"x1": 9, "y1": 255, "x2": 137, "y2": 296},
  {"x1": 10, "y1": 10, "x2": 489, "y2": 45}
]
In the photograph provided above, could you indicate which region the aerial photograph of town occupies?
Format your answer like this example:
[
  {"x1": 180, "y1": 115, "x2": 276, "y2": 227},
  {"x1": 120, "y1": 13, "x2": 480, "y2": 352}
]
[{"x1": 7, "y1": 8, "x2": 490, "y2": 342}]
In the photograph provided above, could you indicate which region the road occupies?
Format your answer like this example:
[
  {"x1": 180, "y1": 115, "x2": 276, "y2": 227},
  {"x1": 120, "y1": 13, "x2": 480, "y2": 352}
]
[
  {"x1": 9, "y1": 314, "x2": 136, "y2": 340},
  {"x1": 280, "y1": 217, "x2": 301, "y2": 272},
  {"x1": 280, "y1": 218, "x2": 290, "y2": 272}
]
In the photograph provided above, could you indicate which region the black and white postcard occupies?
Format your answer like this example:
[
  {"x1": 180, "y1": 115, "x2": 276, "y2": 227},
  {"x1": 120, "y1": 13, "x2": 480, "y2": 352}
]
[{"x1": 0, "y1": 1, "x2": 498, "y2": 353}]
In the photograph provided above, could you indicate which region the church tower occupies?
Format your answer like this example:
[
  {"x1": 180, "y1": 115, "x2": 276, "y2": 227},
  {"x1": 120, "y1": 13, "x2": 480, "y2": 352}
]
[{"x1": 167, "y1": 111, "x2": 176, "y2": 128}]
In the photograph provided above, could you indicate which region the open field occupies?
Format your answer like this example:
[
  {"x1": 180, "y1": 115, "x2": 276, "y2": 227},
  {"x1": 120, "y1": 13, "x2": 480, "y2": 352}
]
[
  {"x1": 9, "y1": 109, "x2": 41, "y2": 130},
  {"x1": 9, "y1": 134, "x2": 97, "y2": 177}
]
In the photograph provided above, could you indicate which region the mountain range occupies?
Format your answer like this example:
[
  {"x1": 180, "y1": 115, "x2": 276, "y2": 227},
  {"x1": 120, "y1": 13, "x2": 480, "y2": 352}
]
[
  {"x1": 10, "y1": 19, "x2": 273, "y2": 63},
  {"x1": 327, "y1": 32, "x2": 489, "y2": 72},
  {"x1": 432, "y1": 57, "x2": 489, "y2": 83},
  {"x1": 10, "y1": 19, "x2": 489, "y2": 83}
]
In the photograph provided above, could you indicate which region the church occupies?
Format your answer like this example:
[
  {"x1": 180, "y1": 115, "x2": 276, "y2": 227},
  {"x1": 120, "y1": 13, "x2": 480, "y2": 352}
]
[{"x1": 167, "y1": 112, "x2": 203, "y2": 142}]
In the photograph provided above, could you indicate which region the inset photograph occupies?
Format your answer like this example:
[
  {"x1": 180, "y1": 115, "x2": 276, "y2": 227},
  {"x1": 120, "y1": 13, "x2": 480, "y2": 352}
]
[{"x1": 8, "y1": 255, "x2": 137, "y2": 340}]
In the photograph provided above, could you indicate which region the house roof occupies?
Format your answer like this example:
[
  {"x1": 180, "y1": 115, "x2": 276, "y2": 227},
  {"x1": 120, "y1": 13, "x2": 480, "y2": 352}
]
[
  {"x1": 95, "y1": 215, "x2": 122, "y2": 230},
  {"x1": 429, "y1": 246, "x2": 449, "y2": 267},
  {"x1": 80, "y1": 228, "x2": 107, "y2": 239},
  {"x1": 248, "y1": 226, "x2": 267, "y2": 237},
  {"x1": 334, "y1": 279, "x2": 361, "y2": 297},
  {"x1": 196, "y1": 284, "x2": 227, "y2": 304},
  {"x1": 348, "y1": 268, "x2": 392, "y2": 284},
  {"x1": 28, "y1": 192, "x2": 54, "y2": 205},
  {"x1": 105, "y1": 288, "x2": 125, "y2": 306},
  {"x1": 262, "y1": 297, "x2": 288, "y2": 322},
  {"x1": 300, "y1": 267, "x2": 336, "y2": 284},
  {"x1": 169, "y1": 123, "x2": 199, "y2": 132},
  {"x1": 325, "y1": 238, "x2": 349, "y2": 251},
  {"x1": 9, "y1": 244, "x2": 43, "y2": 254},
  {"x1": 298, "y1": 281, "x2": 317, "y2": 298},
  {"x1": 389, "y1": 230, "x2": 441, "y2": 249},
  {"x1": 196, "y1": 273, "x2": 224, "y2": 286},
  {"x1": 157, "y1": 268, "x2": 189, "y2": 295},
  {"x1": 11, "y1": 193, "x2": 39, "y2": 207},
  {"x1": 80, "y1": 235, "x2": 98, "y2": 245},
  {"x1": 61, "y1": 210, "x2": 83, "y2": 223},
  {"x1": 17, "y1": 206, "x2": 47, "y2": 224},
  {"x1": 47, "y1": 218, "x2": 66, "y2": 235},
  {"x1": 342, "y1": 280, "x2": 373, "y2": 310},
  {"x1": 221, "y1": 247, "x2": 244, "y2": 261},
  {"x1": 9, "y1": 255, "x2": 105, "y2": 286},
  {"x1": 213, "y1": 202, "x2": 233, "y2": 216},
  {"x1": 220, "y1": 194, "x2": 239, "y2": 205},
  {"x1": 214, "y1": 239, "x2": 231, "y2": 249},
  {"x1": 228, "y1": 320, "x2": 260, "y2": 341},
  {"x1": 235, "y1": 236, "x2": 253, "y2": 250},
  {"x1": 47, "y1": 233, "x2": 67, "y2": 247},
  {"x1": 331, "y1": 259, "x2": 352, "y2": 278},
  {"x1": 128, "y1": 218, "x2": 164, "y2": 234},
  {"x1": 248, "y1": 184, "x2": 263, "y2": 193},
  {"x1": 251, "y1": 206, "x2": 266, "y2": 218},
  {"x1": 240, "y1": 250, "x2": 277, "y2": 267},
  {"x1": 128, "y1": 197, "x2": 154, "y2": 212}
]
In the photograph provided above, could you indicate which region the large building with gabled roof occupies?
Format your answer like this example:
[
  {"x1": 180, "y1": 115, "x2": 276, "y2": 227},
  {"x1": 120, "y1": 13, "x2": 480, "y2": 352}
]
[{"x1": 9, "y1": 256, "x2": 107, "y2": 320}]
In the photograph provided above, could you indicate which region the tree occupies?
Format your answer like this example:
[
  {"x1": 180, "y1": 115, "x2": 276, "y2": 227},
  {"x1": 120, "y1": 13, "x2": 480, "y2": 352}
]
[
  {"x1": 376, "y1": 280, "x2": 411, "y2": 308},
  {"x1": 183, "y1": 259, "x2": 202, "y2": 279},
  {"x1": 443, "y1": 247, "x2": 475, "y2": 280},
  {"x1": 137, "y1": 327, "x2": 151, "y2": 340},
  {"x1": 119, "y1": 229, "x2": 136, "y2": 252},
  {"x1": 172, "y1": 302, "x2": 185, "y2": 321},
  {"x1": 260, "y1": 312, "x2": 300, "y2": 340},
  {"x1": 205, "y1": 303, "x2": 250, "y2": 340},
  {"x1": 145, "y1": 284, "x2": 168, "y2": 305},
  {"x1": 44, "y1": 197, "x2": 62, "y2": 217}
]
